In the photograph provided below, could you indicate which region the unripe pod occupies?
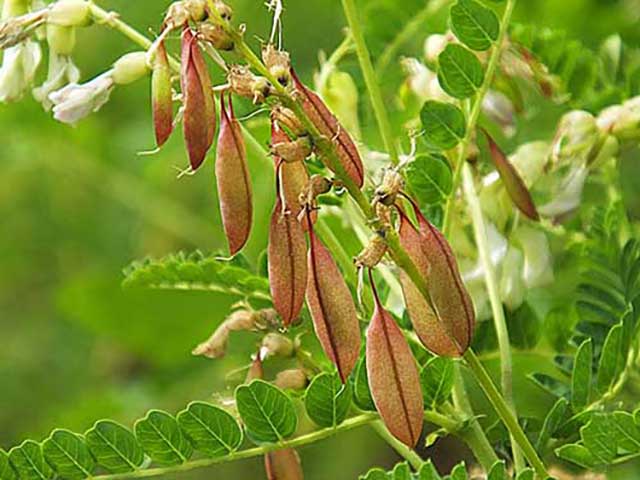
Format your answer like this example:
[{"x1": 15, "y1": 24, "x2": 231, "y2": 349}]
[
  {"x1": 47, "y1": 0, "x2": 91, "y2": 27},
  {"x1": 151, "y1": 41, "x2": 173, "y2": 147},
  {"x1": 216, "y1": 93, "x2": 253, "y2": 255},
  {"x1": 112, "y1": 51, "x2": 150, "y2": 85}
]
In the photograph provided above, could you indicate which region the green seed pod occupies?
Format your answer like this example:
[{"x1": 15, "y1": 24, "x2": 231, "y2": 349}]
[
  {"x1": 112, "y1": 51, "x2": 150, "y2": 85},
  {"x1": 46, "y1": 24, "x2": 76, "y2": 56},
  {"x1": 47, "y1": 0, "x2": 92, "y2": 27}
]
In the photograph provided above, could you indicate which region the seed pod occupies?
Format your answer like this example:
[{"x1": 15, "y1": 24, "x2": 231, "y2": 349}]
[
  {"x1": 181, "y1": 27, "x2": 215, "y2": 171},
  {"x1": 273, "y1": 369, "x2": 308, "y2": 391},
  {"x1": 401, "y1": 203, "x2": 476, "y2": 356},
  {"x1": 366, "y1": 272, "x2": 424, "y2": 447},
  {"x1": 269, "y1": 199, "x2": 307, "y2": 326},
  {"x1": 265, "y1": 449, "x2": 304, "y2": 480},
  {"x1": 306, "y1": 217, "x2": 361, "y2": 382},
  {"x1": 216, "y1": 93, "x2": 253, "y2": 255},
  {"x1": 151, "y1": 41, "x2": 173, "y2": 147},
  {"x1": 483, "y1": 129, "x2": 539, "y2": 221},
  {"x1": 291, "y1": 68, "x2": 364, "y2": 188}
]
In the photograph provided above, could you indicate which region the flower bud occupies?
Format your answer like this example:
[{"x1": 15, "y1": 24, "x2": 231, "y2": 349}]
[
  {"x1": 273, "y1": 369, "x2": 308, "y2": 391},
  {"x1": 424, "y1": 32, "x2": 454, "y2": 63},
  {"x1": 112, "y1": 51, "x2": 150, "y2": 85},
  {"x1": 46, "y1": 24, "x2": 75, "y2": 55},
  {"x1": 597, "y1": 97, "x2": 640, "y2": 142},
  {"x1": 262, "y1": 44, "x2": 291, "y2": 87},
  {"x1": 49, "y1": 72, "x2": 113, "y2": 124},
  {"x1": 2, "y1": 0, "x2": 29, "y2": 19},
  {"x1": 47, "y1": 0, "x2": 91, "y2": 28},
  {"x1": 0, "y1": 41, "x2": 42, "y2": 102},
  {"x1": 551, "y1": 110, "x2": 598, "y2": 166},
  {"x1": 197, "y1": 22, "x2": 233, "y2": 50}
]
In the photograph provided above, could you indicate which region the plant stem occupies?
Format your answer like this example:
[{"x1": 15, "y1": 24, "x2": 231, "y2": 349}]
[
  {"x1": 340, "y1": 0, "x2": 400, "y2": 166},
  {"x1": 88, "y1": 3, "x2": 152, "y2": 49},
  {"x1": 443, "y1": 0, "x2": 518, "y2": 236},
  {"x1": 462, "y1": 164, "x2": 525, "y2": 473},
  {"x1": 463, "y1": 349, "x2": 547, "y2": 479},
  {"x1": 371, "y1": 421, "x2": 424, "y2": 470},
  {"x1": 375, "y1": 0, "x2": 453, "y2": 76}
]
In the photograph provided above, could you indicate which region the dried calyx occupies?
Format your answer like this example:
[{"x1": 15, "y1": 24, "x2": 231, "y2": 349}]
[{"x1": 228, "y1": 64, "x2": 272, "y2": 104}]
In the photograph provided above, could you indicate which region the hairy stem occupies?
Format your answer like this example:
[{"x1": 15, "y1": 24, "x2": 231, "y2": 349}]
[
  {"x1": 340, "y1": 0, "x2": 400, "y2": 165},
  {"x1": 443, "y1": 0, "x2": 518, "y2": 236},
  {"x1": 462, "y1": 164, "x2": 524, "y2": 472},
  {"x1": 464, "y1": 350, "x2": 547, "y2": 479},
  {"x1": 371, "y1": 421, "x2": 424, "y2": 470}
]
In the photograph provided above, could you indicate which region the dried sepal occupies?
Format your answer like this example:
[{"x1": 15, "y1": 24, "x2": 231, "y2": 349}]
[
  {"x1": 197, "y1": 22, "x2": 234, "y2": 51},
  {"x1": 260, "y1": 333, "x2": 295, "y2": 359},
  {"x1": 366, "y1": 271, "x2": 424, "y2": 447},
  {"x1": 373, "y1": 169, "x2": 405, "y2": 207},
  {"x1": 181, "y1": 27, "x2": 215, "y2": 170},
  {"x1": 273, "y1": 369, "x2": 308, "y2": 391},
  {"x1": 228, "y1": 64, "x2": 272, "y2": 104},
  {"x1": 265, "y1": 449, "x2": 304, "y2": 480},
  {"x1": 151, "y1": 40, "x2": 173, "y2": 147},
  {"x1": 245, "y1": 354, "x2": 264, "y2": 383},
  {"x1": 271, "y1": 136, "x2": 312, "y2": 164},
  {"x1": 291, "y1": 68, "x2": 364, "y2": 188},
  {"x1": 306, "y1": 213, "x2": 361, "y2": 382},
  {"x1": 272, "y1": 106, "x2": 306, "y2": 138},
  {"x1": 262, "y1": 44, "x2": 291, "y2": 87},
  {"x1": 483, "y1": 129, "x2": 540, "y2": 221},
  {"x1": 268, "y1": 198, "x2": 308, "y2": 327},
  {"x1": 298, "y1": 175, "x2": 333, "y2": 209},
  {"x1": 216, "y1": 93, "x2": 253, "y2": 255},
  {"x1": 354, "y1": 235, "x2": 387, "y2": 269}
]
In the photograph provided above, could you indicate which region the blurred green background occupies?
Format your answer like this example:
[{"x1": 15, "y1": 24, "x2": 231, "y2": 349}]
[{"x1": 1, "y1": 0, "x2": 639, "y2": 478}]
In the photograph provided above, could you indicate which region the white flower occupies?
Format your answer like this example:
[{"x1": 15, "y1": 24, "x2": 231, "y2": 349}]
[
  {"x1": 0, "y1": 40, "x2": 42, "y2": 102},
  {"x1": 482, "y1": 90, "x2": 516, "y2": 137},
  {"x1": 33, "y1": 53, "x2": 80, "y2": 110},
  {"x1": 49, "y1": 71, "x2": 114, "y2": 124}
]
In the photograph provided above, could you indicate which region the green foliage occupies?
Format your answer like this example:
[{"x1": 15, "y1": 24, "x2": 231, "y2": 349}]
[
  {"x1": 571, "y1": 339, "x2": 592, "y2": 411},
  {"x1": 42, "y1": 430, "x2": 95, "y2": 480},
  {"x1": 122, "y1": 251, "x2": 270, "y2": 301},
  {"x1": 84, "y1": 421, "x2": 145, "y2": 473},
  {"x1": 487, "y1": 460, "x2": 507, "y2": 480},
  {"x1": 304, "y1": 372, "x2": 352, "y2": 428},
  {"x1": 535, "y1": 397, "x2": 568, "y2": 454},
  {"x1": 450, "y1": 0, "x2": 499, "y2": 52},
  {"x1": 0, "y1": 450, "x2": 16, "y2": 480},
  {"x1": 176, "y1": 402, "x2": 243, "y2": 457},
  {"x1": 437, "y1": 44, "x2": 485, "y2": 99},
  {"x1": 420, "y1": 101, "x2": 467, "y2": 150},
  {"x1": 420, "y1": 357, "x2": 455, "y2": 408},
  {"x1": 353, "y1": 356, "x2": 377, "y2": 411},
  {"x1": 8, "y1": 441, "x2": 53, "y2": 480},
  {"x1": 360, "y1": 460, "x2": 451, "y2": 480},
  {"x1": 134, "y1": 411, "x2": 193, "y2": 466},
  {"x1": 235, "y1": 380, "x2": 298, "y2": 444},
  {"x1": 406, "y1": 154, "x2": 453, "y2": 206}
]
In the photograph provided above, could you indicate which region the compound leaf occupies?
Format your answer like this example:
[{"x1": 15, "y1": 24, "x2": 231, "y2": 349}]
[
  {"x1": 134, "y1": 410, "x2": 193, "y2": 466},
  {"x1": 42, "y1": 430, "x2": 94, "y2": 479},
  {"x1": 85, "y1": 420, "x2": 144, "y2": 473}
]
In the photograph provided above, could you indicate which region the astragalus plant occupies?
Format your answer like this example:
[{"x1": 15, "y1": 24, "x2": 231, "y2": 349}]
[{"x1": 2, "y1": 0, "x2": 640, "y2": 479}]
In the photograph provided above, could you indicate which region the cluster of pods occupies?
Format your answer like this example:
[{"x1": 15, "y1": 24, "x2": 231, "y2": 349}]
[{"x1": 151, "y1": 0, "x2": 476, "y2": 448}]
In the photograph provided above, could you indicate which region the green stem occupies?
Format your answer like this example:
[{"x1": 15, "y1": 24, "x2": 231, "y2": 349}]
[
  {"x1": 375, "y1": 0, "x2": 453, "y2": 76},
  {"x1": 340, "y1": 0, "x2": 400, "y2": 166},
  {"x1": 442, "y1": 399, "x2": 498, "y2": 471},
  {"x1": 88, "y1": 3, "x2": 152, "y2": 49},
  {"x1": 443, "y1": 0, "x2": 517, "y2": 236},
  {"x1": 462, "y1": 164, "x2": 524, "y2": 473},
  {"x1": 371, "y1": 421, "x2": 424, "y2": 470},
  {"x1": 464, "y1": 350, "x2": 547, "y2": 479}
]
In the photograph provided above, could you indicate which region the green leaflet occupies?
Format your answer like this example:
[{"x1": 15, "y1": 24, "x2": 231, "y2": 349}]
[
  {"x1": 134, "y1": 410, "x2": 193, "y2": 466},
  {"x1": 85, "y1": 420, "x2": 145, "y2": 473},
  {"x1": 235, "y1": 380, "x2": 297, "y2": 443},
  {"x1": 450, "y1": 0, "x2": 500, "y2": 51},
  {"x1": 392, "y1": 462, "x2": 412, "y2": 480},
  {"x1": 304, "y1": 372, "x2": 352, "y2": 428},
  {"x1": 581, "y1": 414, "x2": 617, "y2": 463},
  {"x1": 420, "y1": 357, "x2": 454, "y2": 408},
  {"x1": 448, "y1": 462, "x2": 468, "y2": 480},
  {"x1": 359, "y1": 468, "x2": 390, "y2": 480},
  {"x1": 515, "y1": 468, "x2": 535, "y2": 480},
  {"x1": 0, "y1": 450, "x2": 16, "y2": 480},
  {"x1": 420, "y1": 101, "x2": 467, "y2": 150},
  {"x1": 122, "y1": 250, "x2": 270, "y2": 300},
  {"x1": 177, "y1": 402, "x2": 243, "y2": 457},
  {"x1": 597, "y1": 322, "x2": 624, "y2": 394},
  {"x1": 8, "y1": 441, "x2": 53, "y2": 480},
  {"x1": 536, "y1": 397, "x2": 568, "y2": 453},
  {"x1": 555, "y1": 444, "x2": 598, "y2": 469},
  {"x1": 418, "y1": 460, "x2": 442, "y2": 479},
  {"x1": 611, "y1": 412, "x2": 640, "y2": 453},
  {"x1": 42, "y1": 430, "x2": 95, "y2": 480},
  {"x1": 437, "y1": 44, "x2": 484, "y2": 99},
  {"x1": 571, "y1": 339, "x2": 592, "y2": 411},
  {"x1": 487, "y1": 460, "x2": 506, "y2": 480},
  {"x1": 405, "y1": 154, "x2": 453, "y2": 206},
  {"x1": 353, "y1": 356, "x2": 376, "y2": 411}
]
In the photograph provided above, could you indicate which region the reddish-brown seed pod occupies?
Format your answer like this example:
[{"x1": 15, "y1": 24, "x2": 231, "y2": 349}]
[
  {"x1": 268, "y1": 198, "x2": 308, "y2": 327},
  {"x1": 366, "y1": 271, "x2": 424, "y2": 447},
  {"x1": 402, "y1": 202, "x2": 476, "y2": 356},
  {"x1": 482, "y1": 129, "x2": 539, "y2": 221},
  {"x1": 216, "y1": 93, "x2": 253, "y2": 255},
  {"x1": 265, "y1": 449, "x2": 304, "y2": 480},
  {"x1": 306, "y1": 214, "x2": 361, "y2": 382},
  {"x1": 398, "y1": 212, "x2": 462, "y2": 357},
  {"x1": 151, "y1": 41, "x2": 173, "y2": 147},
  {"x1": 290, "y1": 68, "x2": 364, "y2": 188},
  {"x1": 181, "y1": 28, "x2": 215, "y2": 171}
]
